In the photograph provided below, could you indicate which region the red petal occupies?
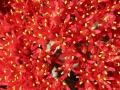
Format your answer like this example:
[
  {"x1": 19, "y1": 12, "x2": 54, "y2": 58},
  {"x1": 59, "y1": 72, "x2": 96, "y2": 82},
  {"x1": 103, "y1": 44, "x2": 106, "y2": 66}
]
[
  {"x1": 85, "y1": 81, "x2": 93, "y2": 90},
  {"x1": 75, "y1": 10, "x2": 81, "y2": 19},
  {"x1": 64, "y1": 14, "x2": 70, "y2": 23},
  {"x1": 75, "y1": 53, "x2": 81, "y2": 57},
  {"x1": 103, "y1": 81, "x2": 112, "y2": 90},
  {"x1": 107, "y1": 67, "x2": 115, "y2": 71},
  {"x1": 58, "y1": 54, "x2": 66, "y2": 59},
  {"x1": 99, "y1": 0, "x2": 110, "y2": 2},
  {"x1": 91, "y1": 47, "x2": 97, "y2": 54},
  {"x1": 80, "y1": 44, "x2": 87, "y2": 54},
  {"x1": 94, "y1": 30, "x2": 101, "y2": 34},
  {"x1": 86, "y1": 15, "x2": 94, "y2": 21}
]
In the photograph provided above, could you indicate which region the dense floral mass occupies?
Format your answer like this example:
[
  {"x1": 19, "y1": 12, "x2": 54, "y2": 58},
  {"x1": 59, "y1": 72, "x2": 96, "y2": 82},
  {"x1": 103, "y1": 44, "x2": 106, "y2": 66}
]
[{"x1": 0, "y1": 0, "x2": 120, "y2": 90}]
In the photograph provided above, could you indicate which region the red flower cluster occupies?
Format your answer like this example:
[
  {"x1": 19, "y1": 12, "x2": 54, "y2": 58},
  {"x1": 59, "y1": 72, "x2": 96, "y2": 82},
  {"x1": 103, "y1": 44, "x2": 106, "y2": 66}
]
[{"x1": 0, "y1": 0, "x2": 120, "y2": 90}]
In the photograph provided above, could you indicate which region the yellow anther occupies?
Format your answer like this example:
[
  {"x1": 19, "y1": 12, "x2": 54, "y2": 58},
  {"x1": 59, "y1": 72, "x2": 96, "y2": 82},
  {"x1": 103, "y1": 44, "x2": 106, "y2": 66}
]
[
  {"x1": 63, "y1": 82, "x2": 66, "y2": 85},
  {"x1": 55, "y1": 33, "x2": 58, "y2": 37},
  {"x1": 118, "y1": 12, "x2": 120, "y2": 14},
  {"x1": 112, "y1": 26, "x2": 117, "y2": 30},
  {"x1": 82, "y1": 15, "x2": 85, "y2": 18},
  {"x1": 86, "y1": 80, "x2": 89, "y2": 83},
  {"x1": 68, "y1": 73, "x2": 70, "y2": 77},
  {"x1": 30, "y1": 76, "x2": 33, "y2": 78},
  {"x1": 75, "y1": 6, "x2": 78, "y2": 9},
  {"x1": 64, "y1": 1, "x2": 67, "y2": 4},
  {"x1": 86, "y1": 36, "x2": 88, "y2": 40},
  {"x1": 79, "y1": 81, "x2": 83, "y2": 84},
  {"x1": 92, "y1": 69, "x2": 95, "y2": 72},
  {"x1": 47, "y1": 82, "x2": 50, "y2": 85},
  {"x1": 61, "y1": 71, "x2": 64, "y2": 75},
  {"x1": 102, "y1": 85, "x2": 105, "y2": 89},
  {"x1": 97, "y1": 74, "x2": 101, "y2": 78},
  {"x1": 104, "y1": 66, "x2": 107, "y2": 68},
  {"x1": 80, "y1": 69, "x2": 83, "y2": 72},
  {"x1": 94, "y1": 63, "x2": 98, "y2": 66},
  {"x1": 91, "y1": 33, "x2": 95, "y2": 37},
  {"x1": 86, "y1": 73, "x2": 88, "y2": 76},
  {"x1": 63, "y1": 42, "x2": 66, "y2": 45},
  {"x1": 104, "y1": 71, "x2": 108, "y2": 75},
  {"x1": 103, "y1": 78, "x2": 107, "y2": 81},
  {"x1": 117, "y1": 81, "x2": 120, "y2": 84},
  {"x1": 4, "y1": 70, "x2": 6, "y2": 73}
]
